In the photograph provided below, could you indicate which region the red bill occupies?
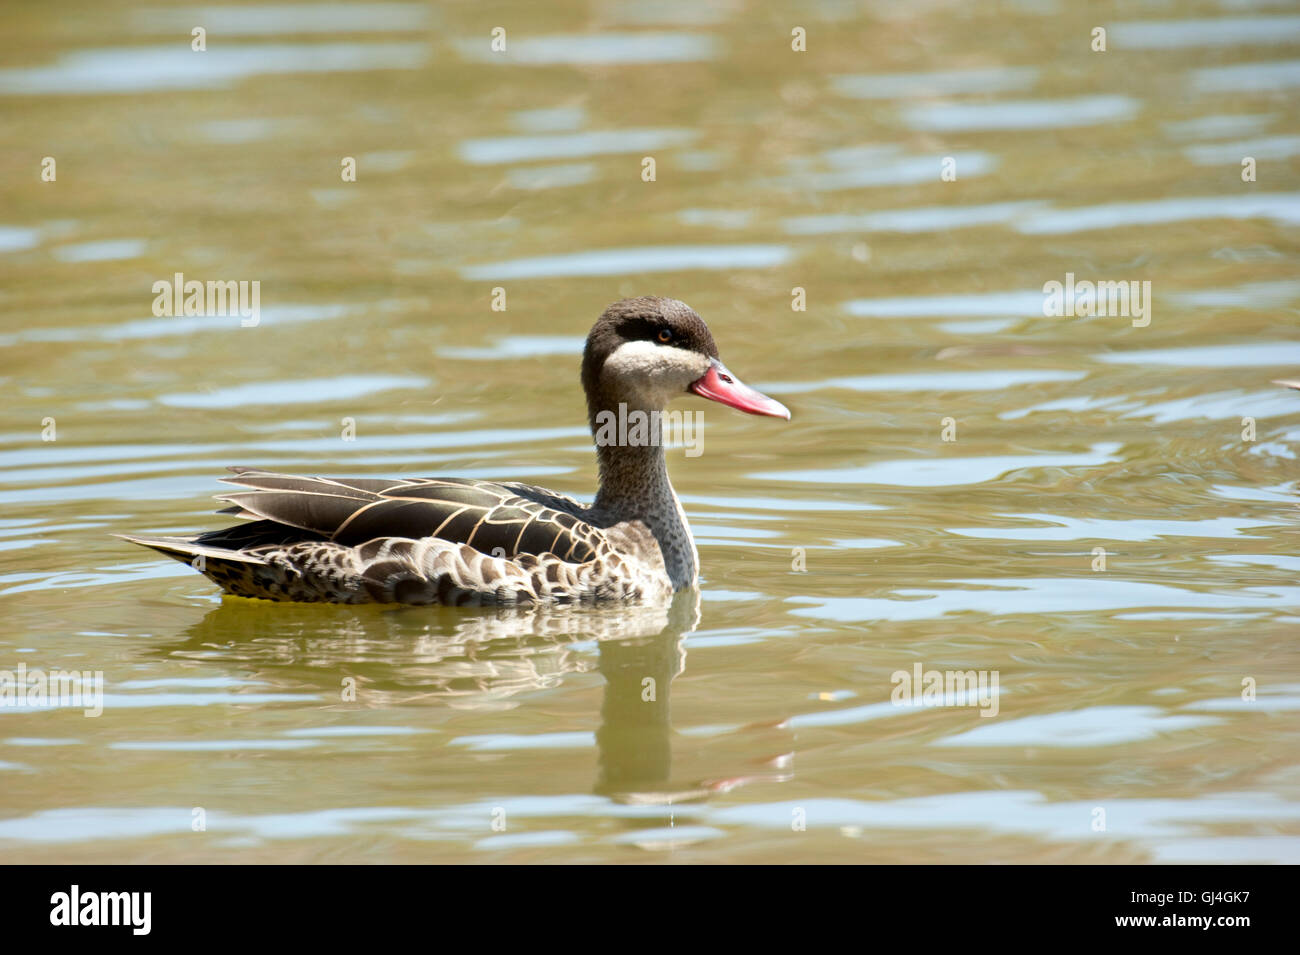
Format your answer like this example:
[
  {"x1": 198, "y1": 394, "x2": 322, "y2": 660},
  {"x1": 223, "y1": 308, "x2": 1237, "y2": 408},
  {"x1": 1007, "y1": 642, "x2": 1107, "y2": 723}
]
[{"x1": 689, "y1": 359, "x2": 791, "y2": 420}]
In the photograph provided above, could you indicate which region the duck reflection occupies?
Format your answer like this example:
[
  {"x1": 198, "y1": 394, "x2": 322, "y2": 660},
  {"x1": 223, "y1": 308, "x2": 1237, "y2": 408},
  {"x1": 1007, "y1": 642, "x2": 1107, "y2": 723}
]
[
  {"x1": 592, "y1": 591, "x2": 694, "y2": 799},
  {"x1": 160, "y1": 589, "x2": 772, "y2": 803}
]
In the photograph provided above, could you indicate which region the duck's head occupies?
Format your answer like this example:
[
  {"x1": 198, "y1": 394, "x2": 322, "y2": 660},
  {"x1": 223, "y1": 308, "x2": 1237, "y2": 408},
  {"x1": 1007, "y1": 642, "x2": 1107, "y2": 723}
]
[{"x1": 581, "y1": 296, "x2": 791, "y2": 425}]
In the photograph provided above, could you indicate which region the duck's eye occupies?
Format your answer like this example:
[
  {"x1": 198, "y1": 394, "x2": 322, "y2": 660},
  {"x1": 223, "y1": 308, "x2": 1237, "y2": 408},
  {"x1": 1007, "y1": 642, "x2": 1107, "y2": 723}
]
[{"x1": 656, "y1": 328, "x2": 672, "y2": 344}]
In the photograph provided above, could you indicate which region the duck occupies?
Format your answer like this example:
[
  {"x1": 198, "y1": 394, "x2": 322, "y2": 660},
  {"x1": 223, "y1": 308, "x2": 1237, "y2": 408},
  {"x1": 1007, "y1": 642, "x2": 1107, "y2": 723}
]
[{"x1": 121, "y1": 297, "x2": 790, "y2": 605}]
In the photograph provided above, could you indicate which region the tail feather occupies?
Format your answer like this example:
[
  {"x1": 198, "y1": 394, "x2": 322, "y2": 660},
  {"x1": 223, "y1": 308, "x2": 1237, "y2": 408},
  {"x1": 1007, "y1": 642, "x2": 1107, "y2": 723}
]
[
  {"x1": 119, "y1": 534, "x2": 294, "y2": 600},
  {"x1": 116, "y1": 534, "x2": 269, "y2": 566}
]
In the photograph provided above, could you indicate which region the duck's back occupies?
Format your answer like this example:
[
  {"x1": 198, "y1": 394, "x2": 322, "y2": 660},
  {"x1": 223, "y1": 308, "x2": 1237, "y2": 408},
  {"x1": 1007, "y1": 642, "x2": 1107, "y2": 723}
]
[{"x1": 121, "y1": 469, "x2": 673, "y2": 605}]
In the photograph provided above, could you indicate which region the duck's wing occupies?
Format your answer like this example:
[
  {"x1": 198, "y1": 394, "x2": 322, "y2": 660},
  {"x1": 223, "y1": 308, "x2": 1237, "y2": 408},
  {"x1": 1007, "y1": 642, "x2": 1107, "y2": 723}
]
[
  {"x1": 215, "y1": 468, "x2": 602, "y2": 562},
  {"x1": 495, "y1": 481, "x2": 591, "y2": 519}
]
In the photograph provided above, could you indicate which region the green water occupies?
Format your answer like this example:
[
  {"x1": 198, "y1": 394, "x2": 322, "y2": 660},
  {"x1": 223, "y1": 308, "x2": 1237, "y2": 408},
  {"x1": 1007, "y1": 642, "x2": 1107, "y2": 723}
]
[{"x1": 1, "y1": 0, "x2": 1299, "y2": 862}]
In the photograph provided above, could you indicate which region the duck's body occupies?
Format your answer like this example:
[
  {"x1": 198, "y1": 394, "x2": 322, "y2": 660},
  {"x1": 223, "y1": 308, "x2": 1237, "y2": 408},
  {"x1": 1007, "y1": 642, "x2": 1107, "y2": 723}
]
[
  {"x1": 124, "y1": 472, "x2": 676, "y2": 605},
  {"x1": 123, "y1": 297, "x2": 789, "y2": 606}
]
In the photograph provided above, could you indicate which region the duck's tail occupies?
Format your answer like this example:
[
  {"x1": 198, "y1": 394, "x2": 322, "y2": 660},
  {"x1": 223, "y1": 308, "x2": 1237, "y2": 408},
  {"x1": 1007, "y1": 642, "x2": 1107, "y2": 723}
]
[
  {"x1": 118, "y1": 533, "x2": 266, "y2": 566},
  {"x1": 117, "y1": 534, "x2": 274, "y2": 598}
]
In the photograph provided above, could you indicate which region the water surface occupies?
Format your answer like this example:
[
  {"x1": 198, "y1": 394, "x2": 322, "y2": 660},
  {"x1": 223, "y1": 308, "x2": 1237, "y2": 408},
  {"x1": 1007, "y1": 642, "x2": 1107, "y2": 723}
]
[{"x1": 1, "y1": 0, "x2": 1298, "y2": 864}]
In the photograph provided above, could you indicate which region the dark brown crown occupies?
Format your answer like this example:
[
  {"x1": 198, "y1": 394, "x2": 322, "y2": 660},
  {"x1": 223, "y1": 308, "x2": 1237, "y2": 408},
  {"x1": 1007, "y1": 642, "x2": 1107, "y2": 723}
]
[{"x1": 581, "y1": 297, "x2": 718, "y2": 423}]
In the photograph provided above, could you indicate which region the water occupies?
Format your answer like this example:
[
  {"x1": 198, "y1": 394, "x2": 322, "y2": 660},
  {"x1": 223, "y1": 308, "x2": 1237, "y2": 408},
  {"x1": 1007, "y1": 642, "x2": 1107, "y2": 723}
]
[{"x1": 1, "y1": 0, "x2": 1298, "y2": 864}]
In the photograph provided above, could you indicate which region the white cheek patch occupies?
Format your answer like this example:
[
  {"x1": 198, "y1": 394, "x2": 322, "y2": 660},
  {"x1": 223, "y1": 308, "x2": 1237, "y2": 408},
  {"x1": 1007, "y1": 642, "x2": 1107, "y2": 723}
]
[{"x1": 602, "y1": 340, "x2": 710, "y2": 407}]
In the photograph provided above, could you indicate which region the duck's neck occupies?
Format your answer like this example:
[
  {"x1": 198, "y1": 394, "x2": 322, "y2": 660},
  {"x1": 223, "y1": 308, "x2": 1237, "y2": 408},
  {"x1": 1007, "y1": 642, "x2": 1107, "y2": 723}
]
[{"x1": 590, "y1": 424, "x2": 698, "y2": 591}]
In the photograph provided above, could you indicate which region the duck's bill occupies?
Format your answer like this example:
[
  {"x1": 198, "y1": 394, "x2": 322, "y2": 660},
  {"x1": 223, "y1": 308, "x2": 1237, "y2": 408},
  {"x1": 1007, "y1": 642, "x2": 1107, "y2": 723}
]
[{"x1": 689, "y1": 360, "x2": 791, "y2": 420}]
